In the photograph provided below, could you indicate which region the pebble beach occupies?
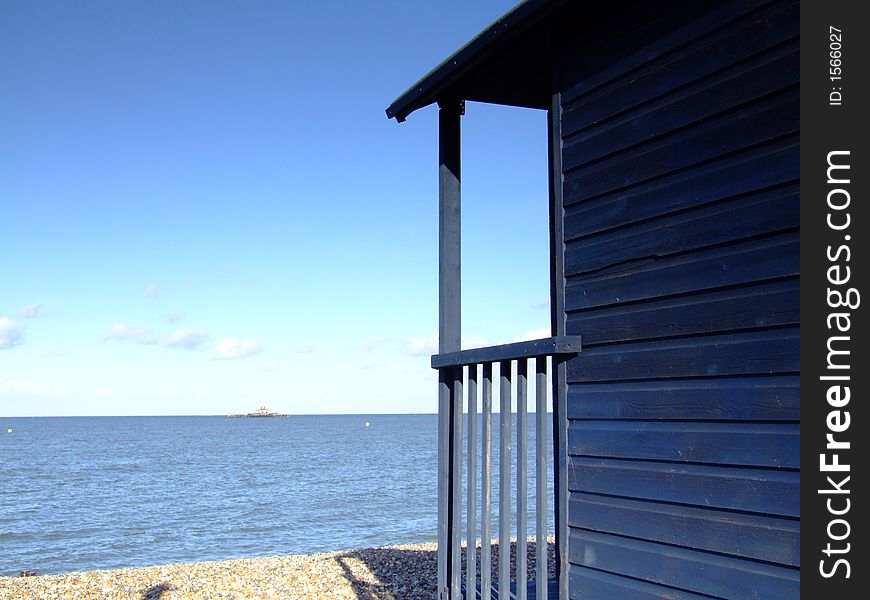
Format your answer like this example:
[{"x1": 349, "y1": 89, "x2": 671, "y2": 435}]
[{"x1": 0, "y1": 538, "x2": 555, "y2": 599}]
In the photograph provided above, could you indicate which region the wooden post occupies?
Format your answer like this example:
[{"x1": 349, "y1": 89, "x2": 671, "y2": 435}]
[
  {"x1": 438, "y1": 99, "x2": 462, "y2": 600},
  {"x1": 548, "y1": 91, "x2": 569, "y2": 600},
  {"x1": 439, "y1": 100, "x2": 462, "y2": 354}
]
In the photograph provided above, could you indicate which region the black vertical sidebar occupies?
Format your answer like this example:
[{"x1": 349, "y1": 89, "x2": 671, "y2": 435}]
[{"x1": 801, "y1": 1, "x2": 868, "y2": 597}]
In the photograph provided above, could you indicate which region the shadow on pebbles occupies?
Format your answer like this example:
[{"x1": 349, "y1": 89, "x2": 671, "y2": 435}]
[{"x1": 0, "y1": 538, "x2": 555, "y2": 599}]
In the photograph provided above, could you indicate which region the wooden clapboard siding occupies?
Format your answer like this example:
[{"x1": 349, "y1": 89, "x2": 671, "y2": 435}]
[
  {"x1": 561, "y1": 1, "x2": 799, "y2": 133},
  {"x1": 566, "y1": 376, "x2": 800, "y2": 421},
  {"x1": 569, "y1": 493, "x2": 799, "y2": 566},
  {"x1": 567, "y1": 328, "x2": 799, "y2": 382},
  {"x1": 568, "y1": 457, "x2": 799, "y2": 517},
  {"x1": 568, "y1": 421, "x2": 799, "y2": 468},
  {"x1": 563, "y1": 138, "x2": 798, "y2": 238},
  {"x1": 559, "y1": 0, "x2": 798, "y2": 112},
  {"x1": 558, "y1": 0, "x2": 799, "y2": 597},
  {"x1": 567, "y1": 279, "x2": 799, "y2": 345},
  {"x1": 568, "y1": 566, "x2": 721, "y2": 600},
  {"x1": 568, "y1": 530, "x2": 799, "y2": 599},
  {"x1": 563, "y1": 89, "x2": 797, "y2": 201},
  {"x1": 563, "y1": 42, "x2": 799, "y2": 168},
  {"x1": 564, "y1": 185, "x2": 798, "y2": 276},
  {"x1": 565, "y1": 232, "x2": 799, "y2": 312}
]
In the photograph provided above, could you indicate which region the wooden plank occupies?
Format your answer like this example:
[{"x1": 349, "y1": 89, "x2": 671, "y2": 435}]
[
  {"x1": 564, "y1": 43, "x2": 798, "y2": 169},
  {"x1": 554, "y1": 355, "x2": 570, "y2": 598},
  {"x1": 535, "y1": 358, "x2": 549, "y2": 600},
  {"x1": 568, "y1": 279, "x2": 799, "y2": 346},
  {"x1": 467, "y1": 366, "x2": 478, "y2": 598},
  {"x1": 569, "y1": 566, "x2": 720, "y2": 600},
  {"x1": 568, "y1": 529, "x2": 799, "y2": 598},
  {"x1": 568, "y1": 457, "x2": 800, "y2": 517},
  {"x1": 567, "y1": 328, "x2": 799, "y2": 383},
  {"x1": 438, "y1": 102, "x2": 461, "y2": 355},
  {"x1": 566, "y1": 375, "x2": 800, "y2": 421},
  {"x1": 481, "y1": 363, "x2": 493, "y2": 598},
  {"x1": 569, "y1": 493, "x2": 800, "y2": 566},
  {"x1": 565, "y1": 186, "x2": 799, "y2": 276},
  {"x1": 565, "y1": 232, "x2": 799, "y2": 311},
  {"x1": 486, "y1": 578, "x2": 560, "y2": 600},
  {"x1": 438, "y1": 100, "x2": 461, "y2": 599},
  {"x1": 562, "y1": 0, "x2": 798, "y2": 129},
  {"x1": 563, "y1": 90, "x2": 798, "y2": 201},
  {"x1": 564, "y1": 137, "x2": 798, "y2": 232},
  {"x1": 548, "y1": 92, "x2": 566, "y2": 339},
  {"x1": 499, "y1": 361, "x2": 513, "y2": 593},
  {"x1": 451, "y1": 370, "x2": 463, "y2": 599},
  {"x1": 560, "y1": 0, "x2": 788, "y2": 105},
  {"x1": 549, "y1": 89, "x2": 569, "y2": 600},
  {"x1": 432, "y1": 336, "x2": 582, "y2": 369},
  {"x1": 437, "y1": 370, "x2": 450, "y2": 597},
  {"x1": 568, "y1": 421, "x2": 799, "y2": 468},
  {"x1": 516, "y1": 360, "x2": 528, "y2": 600}
]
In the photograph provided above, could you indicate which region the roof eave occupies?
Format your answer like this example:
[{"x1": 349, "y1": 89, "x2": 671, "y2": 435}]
[{"x1": 385, "y1": 0, "x2": 564, "y2": 123}]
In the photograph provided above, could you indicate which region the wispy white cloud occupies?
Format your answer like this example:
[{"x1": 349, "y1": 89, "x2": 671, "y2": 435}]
[
  {"x1": 143, "y1": 283, "x2": 164, "y2": 298},
  {"x1": 407, "y1": 333, "x2": 438, "y2": 357},
  {"x1": 0, "y1": 377, "x2": 70, "y2": 397},
  {"x1": 164, "y1": 311, "x2": 186, "y2": 324},
  {"x1": 165, "y1": 328, "x2": 210, "y2": 350},
  {"x1": 295, "y1": 343, "x2": 316, "y2": 354},
  {"x1": 104, "y1": 322, "x2": 158, "y2": 345},
  {"x1": 513, "y1": 327, "x2": 551, "y2": 342},
  {"x1": 360, "y1": 336, "x2": 404, "y2": 352},
  {"x1": 18, "y1": 304, "x2": 44, "y2": 319},
  {"x1": 0, "y1": 317, "x2": 24, "y2": 349},
  {"x1": 406, "y1": 333, "x2": 490, "y2": 356},
  {"x1": 461, "y1": 335, "x2": 489, "y2": 350},
  {"x1": 531, "y1": 298, "x2": 550, "y2": 310},
  {"x1": 214, "y1": 337, "x2": 263, "y2": 359}
]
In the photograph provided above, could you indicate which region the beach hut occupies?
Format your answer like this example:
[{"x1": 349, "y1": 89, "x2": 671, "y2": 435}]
[{"x1": 386, "y1": 0, "x2": 798, "y2": 598}]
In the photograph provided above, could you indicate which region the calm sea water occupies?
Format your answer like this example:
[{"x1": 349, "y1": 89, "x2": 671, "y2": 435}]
[{"x1": 0, "y1": 414, "x2": 552, "y2": 575}]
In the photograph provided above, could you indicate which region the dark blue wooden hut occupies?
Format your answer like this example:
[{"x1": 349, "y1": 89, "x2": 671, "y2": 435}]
[{"x1": 387, "y1": 1, "x2": 799, "y2": 598}]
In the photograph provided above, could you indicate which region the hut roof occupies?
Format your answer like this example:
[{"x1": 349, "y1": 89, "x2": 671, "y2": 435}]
[{"x1": 385, "y1": 0, "x2": 567, "y2": 122}]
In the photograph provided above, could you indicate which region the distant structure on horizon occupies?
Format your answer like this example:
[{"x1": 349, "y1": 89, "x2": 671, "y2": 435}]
[{"x1": 228, "y1": 405, "x2": 291, "y2": 418}]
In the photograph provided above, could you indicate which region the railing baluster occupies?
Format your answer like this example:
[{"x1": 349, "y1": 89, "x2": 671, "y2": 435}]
[
  {"x1": 516, "y1": 359, "x2": 528, "y2": 600},
  {"x1": 467, "y1": 365, "x2": 478, "y2": 598},
  {"x1": 499, "y1": 360, "x2": 512, "y2": 598},
  {"x1": 437, "y1": 369, "x2": 450, "y2": 598},
  {"x1": 535, "y1": 358, "x2": 548, "y2": 600},
  {"x1": 451, "y1": 367, "x2": 463, "y2": 599},
  {"x1": 481, "y1": 363, "x2": 493, "y2": 598},
  {"x1": 554, "y1": 357, "x2": 569, "y2": 600}
]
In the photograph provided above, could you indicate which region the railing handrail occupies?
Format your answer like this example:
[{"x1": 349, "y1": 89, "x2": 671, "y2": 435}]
[{"x1": 430, "y1": 335, "x2": 582, "y2": 369}]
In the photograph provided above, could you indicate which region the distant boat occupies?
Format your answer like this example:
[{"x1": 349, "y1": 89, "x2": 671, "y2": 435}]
[{"x1": 229, "y1": 405, "x2": 291, "y2": 418}]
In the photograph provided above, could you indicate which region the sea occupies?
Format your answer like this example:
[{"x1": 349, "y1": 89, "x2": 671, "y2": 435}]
[{"x1": 0, "y1": 414, "x2": 553, "y2": 576}]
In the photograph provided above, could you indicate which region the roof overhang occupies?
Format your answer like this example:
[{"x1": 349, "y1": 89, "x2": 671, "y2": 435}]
[{"x1": 385, "y1": 0, "x2": 568, "y2": 122}]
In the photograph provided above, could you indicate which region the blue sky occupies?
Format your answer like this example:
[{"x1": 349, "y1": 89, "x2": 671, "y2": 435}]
[{"x1": 0, "y1": 1, "x2": 550, "y2": 416}]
